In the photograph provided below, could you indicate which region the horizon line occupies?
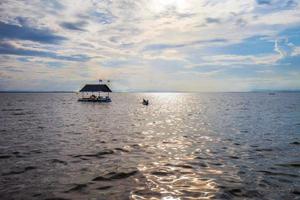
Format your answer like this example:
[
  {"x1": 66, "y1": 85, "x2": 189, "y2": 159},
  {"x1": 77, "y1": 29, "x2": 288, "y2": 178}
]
[{"x1": 1, "y1": 90, "x2": 300, "y2": 93}]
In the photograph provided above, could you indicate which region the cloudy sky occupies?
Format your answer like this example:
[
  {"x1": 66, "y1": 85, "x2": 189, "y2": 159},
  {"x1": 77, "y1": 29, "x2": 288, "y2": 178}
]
[{"x1": 0, "y1": 0, "x2": 300, "y2": 91}]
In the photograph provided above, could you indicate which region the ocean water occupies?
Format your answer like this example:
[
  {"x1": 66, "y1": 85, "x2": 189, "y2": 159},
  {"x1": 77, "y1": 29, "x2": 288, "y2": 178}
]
[{"x1": 0, "y1": 92, "x2": 299, "y2": 200}]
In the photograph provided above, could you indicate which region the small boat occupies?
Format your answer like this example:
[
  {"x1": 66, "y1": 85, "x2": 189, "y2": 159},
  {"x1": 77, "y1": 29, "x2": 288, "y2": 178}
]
[
  {"x1": 78, "y1": 83, "x2": 112, "y2": 103},
  {"x1": 142, "y1": 99, "x2": 149, "y2": 105}
]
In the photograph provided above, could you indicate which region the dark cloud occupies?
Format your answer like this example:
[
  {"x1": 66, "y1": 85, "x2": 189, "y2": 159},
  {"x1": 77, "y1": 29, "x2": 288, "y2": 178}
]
[
  {"x1": 256, "y1": 0, "x2": 297, "y2": 8},
  {"x1": 235, "y1": 18, "x2": 248, "y2": 27},
  {"x1": 0, "y1": 42, "x2": 89, "y2": 62},
  {"x1": 0, "y1": 21, "x2": 66, "y2": 44},
  {"x1": 286, "y1": 0, "x2": 298, "y2": 7},
  {"x1": 1, "y1": 66, "x2": 24, "y2": 73},
  {"x1": 144, "y1": 39, "x2": 227, "y2": 51},
  {"x1": 15, "y1": 17, "x2": 29, "y2": 26},
  {"x1": 256, "y1": 0, "x2": 272, "y2": 5},
  {"x1": 41, "y1": 0, "x2": 65, "y2": 11},
  {"x1": 205, "y1": 18, "x2": 221, "y2": 24},
  {"x1": 60, "y1": 21, "x2": 87, "y2": 31},
  {"x1": 91, "y1": 11, "x2": 116, "y2": 24}
]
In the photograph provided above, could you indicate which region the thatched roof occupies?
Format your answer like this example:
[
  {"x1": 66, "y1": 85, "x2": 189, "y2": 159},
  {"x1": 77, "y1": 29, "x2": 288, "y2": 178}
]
[{"x1": 79, "y1": 84, "x2": 112, "y2": 92}]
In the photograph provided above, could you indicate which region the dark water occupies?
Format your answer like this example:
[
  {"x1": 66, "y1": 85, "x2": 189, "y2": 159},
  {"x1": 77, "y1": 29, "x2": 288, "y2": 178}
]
[{"x1": 0, "y1": 93, "x2": 299, "y2": 200}]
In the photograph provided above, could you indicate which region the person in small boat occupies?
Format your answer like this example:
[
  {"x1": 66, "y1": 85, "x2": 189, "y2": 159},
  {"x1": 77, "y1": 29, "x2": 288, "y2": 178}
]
[{"x1": 143, "y1": 99, "x2": 149, "y2": 105}]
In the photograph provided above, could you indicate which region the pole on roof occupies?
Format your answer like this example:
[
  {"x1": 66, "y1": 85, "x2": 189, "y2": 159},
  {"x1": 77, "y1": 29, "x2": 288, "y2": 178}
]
[{"x1": 107, "y1": 80, "x2": 111, "y2": 96}]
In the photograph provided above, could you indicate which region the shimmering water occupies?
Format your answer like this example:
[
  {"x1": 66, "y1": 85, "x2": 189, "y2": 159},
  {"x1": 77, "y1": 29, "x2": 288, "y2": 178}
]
[{"x1": 0, "y1": 93, "x2": 299, "y2": 200}]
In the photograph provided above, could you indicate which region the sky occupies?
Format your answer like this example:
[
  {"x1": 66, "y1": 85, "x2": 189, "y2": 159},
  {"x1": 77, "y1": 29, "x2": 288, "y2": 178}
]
[{"x1": 0, "y1": 0, "x2": 300, "y2": 92}]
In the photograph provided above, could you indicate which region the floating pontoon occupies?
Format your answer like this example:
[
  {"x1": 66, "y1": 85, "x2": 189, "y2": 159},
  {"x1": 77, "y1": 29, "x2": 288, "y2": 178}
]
[{"x1": 78, "y1": 84, "x2": 112, "y2": 102}]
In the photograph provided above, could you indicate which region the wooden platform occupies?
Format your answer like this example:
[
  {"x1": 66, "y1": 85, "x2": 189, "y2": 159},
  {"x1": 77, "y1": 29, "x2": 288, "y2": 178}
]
[{"x1": 78, "y1": 97, "x2": 111, "y2": 103}]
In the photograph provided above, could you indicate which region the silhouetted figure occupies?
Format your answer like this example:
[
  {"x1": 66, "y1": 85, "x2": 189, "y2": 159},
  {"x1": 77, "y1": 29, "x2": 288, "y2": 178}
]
[{"x1": 142, "y1": 99, "x2": 149, "y2": 106}]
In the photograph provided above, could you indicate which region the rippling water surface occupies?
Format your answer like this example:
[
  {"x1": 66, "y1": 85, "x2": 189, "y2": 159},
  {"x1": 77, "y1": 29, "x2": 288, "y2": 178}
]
[{"x1": 0, "y1": 93, "x2": 299, "y2": 200}]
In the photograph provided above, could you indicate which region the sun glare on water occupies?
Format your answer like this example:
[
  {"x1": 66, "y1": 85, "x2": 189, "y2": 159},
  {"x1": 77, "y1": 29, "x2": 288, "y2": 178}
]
[{"x1": 162, "y1": 196, "x2": 181, "y2": 200}]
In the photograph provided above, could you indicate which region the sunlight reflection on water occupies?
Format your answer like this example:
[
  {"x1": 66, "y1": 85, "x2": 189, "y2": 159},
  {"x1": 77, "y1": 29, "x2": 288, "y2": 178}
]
[
  {"x1": 0, "y1": 93, "x2": 299, "y2": 200},
  {"x1": 130, "y1": 93, "x2": 220, "y2": 199}
]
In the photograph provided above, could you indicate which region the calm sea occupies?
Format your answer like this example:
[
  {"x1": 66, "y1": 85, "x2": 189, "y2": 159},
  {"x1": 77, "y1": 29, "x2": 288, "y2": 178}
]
[{"x1": 0, "y1": 93, "x2": 299, "y2": 200}]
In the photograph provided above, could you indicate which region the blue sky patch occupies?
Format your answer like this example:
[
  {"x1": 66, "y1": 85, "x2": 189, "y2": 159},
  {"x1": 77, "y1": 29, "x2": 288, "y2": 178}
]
[
  {"x1": 0, "y1": 21, "x2": 66, "y2": 44},
  {"x1": 214, "y1": 36, "x2": 275, "y2": 55}
]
